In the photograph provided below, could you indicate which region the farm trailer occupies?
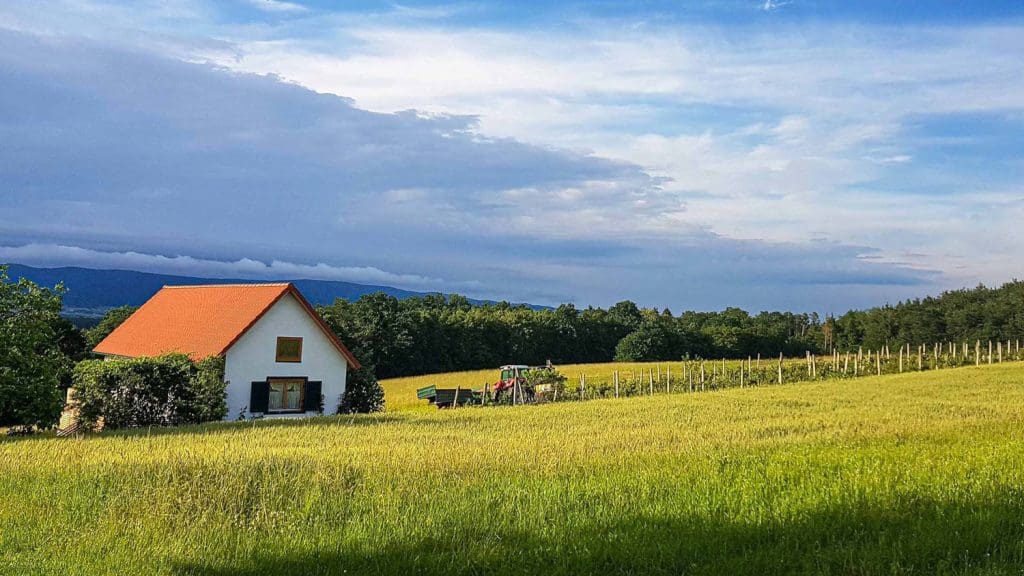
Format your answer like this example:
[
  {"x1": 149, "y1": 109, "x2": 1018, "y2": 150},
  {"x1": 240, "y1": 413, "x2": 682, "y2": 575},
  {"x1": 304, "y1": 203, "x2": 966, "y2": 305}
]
[{"x1": 416, "y1": 385, "x2": 482, "y2": 408}]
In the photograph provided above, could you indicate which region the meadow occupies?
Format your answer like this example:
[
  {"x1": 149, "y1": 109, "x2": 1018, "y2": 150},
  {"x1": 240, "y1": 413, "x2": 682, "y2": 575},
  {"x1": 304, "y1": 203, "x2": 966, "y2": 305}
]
[{"x1": 3, "y1": 363, "x2": 1024, "y2": 575}]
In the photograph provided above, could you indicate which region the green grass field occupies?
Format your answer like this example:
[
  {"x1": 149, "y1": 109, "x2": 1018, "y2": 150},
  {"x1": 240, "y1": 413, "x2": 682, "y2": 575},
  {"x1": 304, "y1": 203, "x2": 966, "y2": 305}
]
[{"x1": 3, "y1": 363, "x2": 1024, "y2": 575}]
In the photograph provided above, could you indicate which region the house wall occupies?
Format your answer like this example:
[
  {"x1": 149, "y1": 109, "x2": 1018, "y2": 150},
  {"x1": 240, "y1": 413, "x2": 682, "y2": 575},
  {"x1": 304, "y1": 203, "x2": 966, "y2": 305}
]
[{"x1": 223, "y1": 293, "x2": 348, "y2": 419}]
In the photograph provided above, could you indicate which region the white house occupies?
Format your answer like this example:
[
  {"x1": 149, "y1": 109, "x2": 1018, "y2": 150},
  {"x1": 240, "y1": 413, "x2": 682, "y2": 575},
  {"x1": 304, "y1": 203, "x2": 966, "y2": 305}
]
[{"x1": 92, "y1": 283, "x2": 360, "y2": 419}]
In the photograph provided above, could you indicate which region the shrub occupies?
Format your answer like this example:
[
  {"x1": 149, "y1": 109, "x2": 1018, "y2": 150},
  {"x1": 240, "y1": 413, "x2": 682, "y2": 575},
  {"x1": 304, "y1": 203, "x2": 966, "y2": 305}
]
[
  {"x1": 338, "y1": 366, "x2": 384, "y2": 414},
  {"x1": 72, "y1": 354, "x2": 226, "y2": 430}
]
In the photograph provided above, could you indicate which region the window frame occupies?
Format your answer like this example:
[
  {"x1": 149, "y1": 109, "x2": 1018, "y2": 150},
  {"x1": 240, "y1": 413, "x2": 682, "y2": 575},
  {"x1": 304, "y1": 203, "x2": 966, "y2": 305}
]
[
  {"x1": 275, "y1": 336, "x2": 303, "y2": 363},
  {"x1": 266, "y1": 377, "x2": 307, "y2": 414}
]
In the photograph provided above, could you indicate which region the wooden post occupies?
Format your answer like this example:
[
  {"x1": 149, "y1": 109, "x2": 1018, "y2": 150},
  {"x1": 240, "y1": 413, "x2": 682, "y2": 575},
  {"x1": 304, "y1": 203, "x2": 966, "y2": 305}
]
[
  {"x1": 843, "y1": 352, "x2": 849, "y2": 375},
  {"x1": 899, "y1": 345, "x2": 904, "y2": 373},
  {"x1": 648, "y1": 369, "x2": 653, "y2": 395},
  {"x1": 701, "y1": 361, "x2": 706, "y2": 392},
  {"x1": 998, "y1": 341, "x2": 1003, "y2": 363},
  {"x1": 778, "y1": 353, "x2": 783, "y2": 385},
  {"x1": 989, "y1": 341, "x2": 993, "y2": 365},
  {"x1": 976, "y1": 340, "x2": 981, "y2": 366},
  {"x1": 657, "y1": 364, "x2": 662, "y2": 386},
  {"x1": 739, "y1": 363, "x2": 744, "y2": 388},
  {"x1": 876, "y1": 350, "x2": 881, "y2": 376},
  {"x1": 667, "y1": 366, "x2": 671, "y2": 393},
  {"x1": 614, "y1": 370, "x2": 619, "y2": 398},
  {"x1": 689, "y1": 365, "x2": 694, "y2": 392},
  {"x1": 756, "y1": 353, "x2": 761, "y2": 370},
  {"x1": 918, "y1": 345, "x2": 923, "y2": 371}
]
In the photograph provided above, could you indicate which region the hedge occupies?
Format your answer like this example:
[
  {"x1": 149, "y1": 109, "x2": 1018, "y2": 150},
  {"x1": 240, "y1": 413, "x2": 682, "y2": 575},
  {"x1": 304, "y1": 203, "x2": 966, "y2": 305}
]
[{"x1": 72, "y1": 354, "x2": 226, "y2": 430}]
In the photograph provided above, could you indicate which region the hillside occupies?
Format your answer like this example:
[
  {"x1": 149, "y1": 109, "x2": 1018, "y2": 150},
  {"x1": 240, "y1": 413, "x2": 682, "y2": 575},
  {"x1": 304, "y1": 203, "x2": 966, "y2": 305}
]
[
  {"x1": 3, "y1": 364, "x2": 1023, "y2": 575},
  {"x1": 4, "y1": 264, "x2": 537, "y2": 320}
]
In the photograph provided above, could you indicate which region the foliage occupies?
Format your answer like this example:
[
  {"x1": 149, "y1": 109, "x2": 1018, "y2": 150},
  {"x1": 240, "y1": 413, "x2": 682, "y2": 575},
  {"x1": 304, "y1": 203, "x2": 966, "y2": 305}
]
[
  {"x1": 72, "y1": 354, "x2": 226, "y2": 429},
  {"x1": 319, "y1": 294, "x2": 822, "y2": 379},
  {"x1": 318, "y1": 281, "x2": 1024, "y2": 381},
  {"x1": 83, "y1": 305, "x2": 139, "y2": 349},
  {"x1": 338, "y1": 366, "x2": 385, "y2": 414},
  {"x1": 0, "y1": 265, "x2": 70, "y2": 427},
  {"x1": 521, "y1": 366, "x2": 567, "y2": 399},
  {"x1": 832, "y1": 281, "x2": 1024, "y2": 350},
  {"x1": 3, "y1": 365, "x2": 1024, "y2": 574}
]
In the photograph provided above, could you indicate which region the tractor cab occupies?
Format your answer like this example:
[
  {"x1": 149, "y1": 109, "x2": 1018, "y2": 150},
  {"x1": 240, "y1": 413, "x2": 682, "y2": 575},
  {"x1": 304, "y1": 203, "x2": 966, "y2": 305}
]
[{"x1": 495, "y1": 365, "x2": 531, "y2": 394}]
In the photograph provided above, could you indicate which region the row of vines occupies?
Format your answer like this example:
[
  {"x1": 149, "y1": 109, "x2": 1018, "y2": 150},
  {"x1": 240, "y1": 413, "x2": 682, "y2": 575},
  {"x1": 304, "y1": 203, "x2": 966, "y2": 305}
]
[{"x1": 551, "y1": 339, "x2": 1024, "y2": 402}]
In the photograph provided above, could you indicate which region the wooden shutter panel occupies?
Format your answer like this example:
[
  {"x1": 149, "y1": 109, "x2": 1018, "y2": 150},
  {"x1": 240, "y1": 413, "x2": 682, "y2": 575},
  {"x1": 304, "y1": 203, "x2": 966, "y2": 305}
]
[
  {"x1": 250, "y1": 381, "x2": 270, "y2": 413},
  {"x1": 304, "y1": 381, "x2": 322, "y2": 412}
]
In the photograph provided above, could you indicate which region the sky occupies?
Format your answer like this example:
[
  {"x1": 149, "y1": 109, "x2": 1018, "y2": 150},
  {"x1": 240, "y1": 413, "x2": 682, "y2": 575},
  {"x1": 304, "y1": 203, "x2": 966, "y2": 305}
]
[{"x1": 1, "y1": 1, "x2": 1022, "y2": 312}]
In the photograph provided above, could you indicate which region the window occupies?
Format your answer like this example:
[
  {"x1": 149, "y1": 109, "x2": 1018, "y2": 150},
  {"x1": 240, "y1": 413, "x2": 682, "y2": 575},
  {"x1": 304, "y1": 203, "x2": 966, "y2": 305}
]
[
  {"x1": 276, "y1": 337, "x2": 303, "y2": 362},
  {"x1": 267, "y1": 378, "x2": 304, "y2": 412}
]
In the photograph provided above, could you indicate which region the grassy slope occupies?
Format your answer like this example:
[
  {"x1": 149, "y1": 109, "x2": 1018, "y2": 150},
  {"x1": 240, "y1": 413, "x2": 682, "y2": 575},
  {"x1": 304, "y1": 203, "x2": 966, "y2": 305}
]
[{"x1": 3, "y1": 364, "x2": 1024, "y2": 575}]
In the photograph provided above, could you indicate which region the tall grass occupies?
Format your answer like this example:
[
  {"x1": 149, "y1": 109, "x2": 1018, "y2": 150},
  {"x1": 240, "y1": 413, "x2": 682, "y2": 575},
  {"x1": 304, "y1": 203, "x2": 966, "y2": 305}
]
[{"x1": 3, "y1": 364, "x2": 1024, "y2": 575}]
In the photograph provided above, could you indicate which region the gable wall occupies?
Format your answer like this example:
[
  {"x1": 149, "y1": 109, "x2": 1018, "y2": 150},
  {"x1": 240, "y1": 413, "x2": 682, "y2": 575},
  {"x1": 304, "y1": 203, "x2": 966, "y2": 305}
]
[{"x1": 223, "y1": 293, "x2": 348, "y2": 419}]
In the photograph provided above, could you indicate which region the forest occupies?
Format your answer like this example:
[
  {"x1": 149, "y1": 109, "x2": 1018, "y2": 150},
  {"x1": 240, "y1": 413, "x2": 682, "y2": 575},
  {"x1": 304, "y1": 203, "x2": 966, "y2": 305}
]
[{"x1": 316, "y1": 280, "x2": 1024, "y2": 379}]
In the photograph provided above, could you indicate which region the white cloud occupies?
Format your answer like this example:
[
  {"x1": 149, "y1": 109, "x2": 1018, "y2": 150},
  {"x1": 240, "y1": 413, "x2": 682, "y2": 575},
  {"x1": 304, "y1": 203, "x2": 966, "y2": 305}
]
[
  {"x1": 246, "y1": 0, "x2": 306, "y2": 14},
  {"x1": 0, "y1": 243, "x2": 468, "y2": 290}
]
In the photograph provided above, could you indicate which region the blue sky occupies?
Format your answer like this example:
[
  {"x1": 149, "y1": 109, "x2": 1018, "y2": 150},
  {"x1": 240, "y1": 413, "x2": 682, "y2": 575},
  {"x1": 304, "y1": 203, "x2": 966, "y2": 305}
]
[{"x1": 1, "y1": 1, "x2": 1022, "y2": 312}]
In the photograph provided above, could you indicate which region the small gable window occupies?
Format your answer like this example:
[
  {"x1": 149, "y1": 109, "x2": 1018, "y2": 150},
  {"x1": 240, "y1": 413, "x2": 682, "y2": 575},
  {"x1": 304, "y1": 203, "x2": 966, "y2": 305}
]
[{"x1": 275, "y1": 337, "x2": 303, "y2": 363}]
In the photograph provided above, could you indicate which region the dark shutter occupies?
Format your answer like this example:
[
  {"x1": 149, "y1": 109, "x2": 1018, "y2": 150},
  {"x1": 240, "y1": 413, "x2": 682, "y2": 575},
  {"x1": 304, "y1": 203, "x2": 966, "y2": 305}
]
[
  {"x1": 250, "y1": 381, "x2": 270, "y2": 413},
  {"x1": 304, "y1": 381, "x2": 322, "y2": 412}
]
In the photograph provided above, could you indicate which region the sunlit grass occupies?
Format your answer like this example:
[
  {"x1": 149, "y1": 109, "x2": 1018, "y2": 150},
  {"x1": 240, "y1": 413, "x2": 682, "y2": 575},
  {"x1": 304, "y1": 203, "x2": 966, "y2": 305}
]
[{"x1": 3, "y1": 363, "x2": 1024, "y2": 575}]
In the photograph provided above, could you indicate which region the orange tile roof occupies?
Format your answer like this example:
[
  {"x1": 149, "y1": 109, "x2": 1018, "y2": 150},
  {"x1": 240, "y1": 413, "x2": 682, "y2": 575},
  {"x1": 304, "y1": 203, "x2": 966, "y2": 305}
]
[{"x1": 93, "y1": 283, "x2": 360, "y2": 368}]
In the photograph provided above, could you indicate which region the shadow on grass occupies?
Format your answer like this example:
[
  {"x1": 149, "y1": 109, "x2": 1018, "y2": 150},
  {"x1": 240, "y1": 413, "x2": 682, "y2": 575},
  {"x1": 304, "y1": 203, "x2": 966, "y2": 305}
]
[
  {"x1": 2, "y1": 411, "x2": 490, "y2": 444},
  {"x1": 172, "y1": 491, "x2": 1024, "y2": 576}
]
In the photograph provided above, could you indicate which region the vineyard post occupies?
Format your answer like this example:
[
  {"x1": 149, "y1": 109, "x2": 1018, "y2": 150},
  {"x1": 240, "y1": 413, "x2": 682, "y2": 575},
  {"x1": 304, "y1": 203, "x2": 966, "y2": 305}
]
[
  {"x1": 976, "y1": 340, "x2": 981, "y2": 366},
  {"x1": 918, "y1": 345, "x2": 922, "y2": 371},
  {"x1": 806, "y1": 351, "x2": 811, "y2": 376},
  {"x1": 756, "y1": 353, "x2": 761, "y2": 370},
  {"x1": 778, "y1": 353, "x2": 783, "y2": 385},
  {"x1": 998, "y1": 341, "x2": 1003, "y2": 363},
  {"x1": 657, "y1": 364, "x2": 662, "y2": 385},
  {"x1": 689, "y1": 365, "x2": 694, "y2": 392},
  {"x1": 843, "y1": 352, "x2": 849, "y2": 375},
  {"x1": 614, "y1": 370, "x2": 619, "y2": 398},
  {"x1": 934, "y1": 343, "x2": 939, "y2": 369},
  {"x1": 854, "y1": 353, "x2": 859, "y2": 376},
  {"x1": 876, "y1": 351, "x2": 881, "y2": 376},
  {"x1": 648, "y1": 369, "x2": 653, "y2": 395},
  {"x1": 739, "y1": 364, "x2": 744, "y2": 388},
  {"x1": 667, "y1": 366, "x2": 671, "y2": 393},
  {"x1": 898, "y1": 345, "x2": 903, "y2": 373},
  {"x1": 812, "y1": 354, "x2": 817, "y2": 379},
  {"x1": 963, "y1": 341, "x2": 968, "y2": 360},
  {"x1": 989, "y1": 341, "x2": 993, "y2": 365}
]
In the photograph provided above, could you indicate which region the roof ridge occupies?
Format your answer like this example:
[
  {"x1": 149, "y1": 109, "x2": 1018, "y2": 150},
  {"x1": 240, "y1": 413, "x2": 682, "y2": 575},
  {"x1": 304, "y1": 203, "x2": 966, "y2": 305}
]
[{"x1": 161, "y1": 282, "x2": 292, "y2": 288}]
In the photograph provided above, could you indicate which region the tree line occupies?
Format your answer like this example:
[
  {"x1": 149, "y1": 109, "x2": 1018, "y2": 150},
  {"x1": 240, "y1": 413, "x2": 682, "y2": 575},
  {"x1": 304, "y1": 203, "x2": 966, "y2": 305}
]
[{"x1": 315, "y1": 279, "x2": 1024, "y2": 379}]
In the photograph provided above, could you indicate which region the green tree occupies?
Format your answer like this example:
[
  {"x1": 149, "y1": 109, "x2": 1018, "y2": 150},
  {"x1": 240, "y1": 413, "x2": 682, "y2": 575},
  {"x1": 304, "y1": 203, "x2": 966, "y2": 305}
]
[
  {"x1": 84, "y1": 305, "x2": 139, "y2": 349},
  {"x1": 338, "y1": 366, "x2": 385, "y2": 414},
  {"x1": 0, "y1": 266, "x2": 70, "y2": 427}
]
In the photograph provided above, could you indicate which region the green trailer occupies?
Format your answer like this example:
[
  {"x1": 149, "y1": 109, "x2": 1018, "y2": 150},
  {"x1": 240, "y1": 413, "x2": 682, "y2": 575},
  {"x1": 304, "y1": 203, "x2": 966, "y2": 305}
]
[{"x1": 416, "y1": 385, "x2": 482, "y2": 408}]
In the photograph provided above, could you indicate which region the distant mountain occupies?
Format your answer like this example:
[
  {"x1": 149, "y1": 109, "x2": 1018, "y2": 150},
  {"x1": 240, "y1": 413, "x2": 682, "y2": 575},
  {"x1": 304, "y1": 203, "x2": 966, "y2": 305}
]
[{"x1": 4, "y1": 264, "x2": 534, "y2": 320}]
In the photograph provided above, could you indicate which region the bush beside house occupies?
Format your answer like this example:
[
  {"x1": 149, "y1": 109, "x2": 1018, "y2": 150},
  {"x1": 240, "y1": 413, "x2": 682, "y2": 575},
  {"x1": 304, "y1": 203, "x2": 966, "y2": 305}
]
[{"x1": 72, "y1": 354, "x2": 226, "y2": 430}]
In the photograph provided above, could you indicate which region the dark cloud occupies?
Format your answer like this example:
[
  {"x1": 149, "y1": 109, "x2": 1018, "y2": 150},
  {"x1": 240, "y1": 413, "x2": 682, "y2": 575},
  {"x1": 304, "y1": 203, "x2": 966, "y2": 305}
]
[{"x1": 0, "y1": 28, "x2": 941, "y2": 309}]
